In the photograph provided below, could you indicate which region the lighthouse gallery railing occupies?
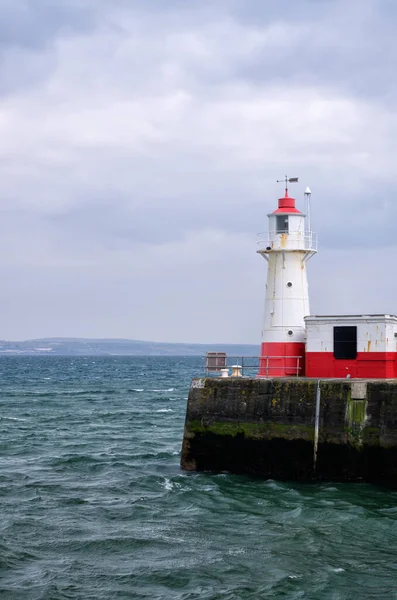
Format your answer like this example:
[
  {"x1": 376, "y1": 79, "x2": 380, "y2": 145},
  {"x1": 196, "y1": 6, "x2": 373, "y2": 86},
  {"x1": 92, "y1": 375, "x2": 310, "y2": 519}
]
[{"x1": 256, "y1": 231, "x2": 318, "y2": 252}]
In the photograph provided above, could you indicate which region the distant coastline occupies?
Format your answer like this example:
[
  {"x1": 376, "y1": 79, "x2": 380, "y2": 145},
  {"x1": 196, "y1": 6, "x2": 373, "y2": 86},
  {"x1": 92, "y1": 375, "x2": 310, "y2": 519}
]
[{"x1": 0, "y1": 338, "x2": 259, "y2": 357}]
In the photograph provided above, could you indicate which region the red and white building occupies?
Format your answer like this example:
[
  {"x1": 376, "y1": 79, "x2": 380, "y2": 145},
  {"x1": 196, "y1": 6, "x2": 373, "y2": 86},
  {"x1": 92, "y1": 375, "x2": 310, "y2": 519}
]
[
  {"x1": 305, "y1": 315, "x2": 397, "y2": 378},
  {"x1": 256, "y1": 181, "x2": 397, "y2": 379}
]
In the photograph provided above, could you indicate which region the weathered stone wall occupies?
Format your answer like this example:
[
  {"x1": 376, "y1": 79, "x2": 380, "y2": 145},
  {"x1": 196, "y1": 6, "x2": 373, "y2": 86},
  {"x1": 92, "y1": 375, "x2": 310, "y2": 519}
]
[{"x1": 180, "y1": 378, "x2": 397, "y2": 485}]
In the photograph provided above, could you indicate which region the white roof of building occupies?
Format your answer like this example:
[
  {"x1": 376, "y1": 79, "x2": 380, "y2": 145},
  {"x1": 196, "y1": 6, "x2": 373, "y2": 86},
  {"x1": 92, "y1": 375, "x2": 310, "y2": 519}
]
[{"x1": 305, "y1": 314, "x2": 397, "y2": 323}]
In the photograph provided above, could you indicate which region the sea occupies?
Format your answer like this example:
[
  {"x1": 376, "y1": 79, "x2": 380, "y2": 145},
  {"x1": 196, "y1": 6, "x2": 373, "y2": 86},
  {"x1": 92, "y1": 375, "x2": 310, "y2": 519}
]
[{"x1": 1, "y1": 356, "x2": 397, "y2": 600}]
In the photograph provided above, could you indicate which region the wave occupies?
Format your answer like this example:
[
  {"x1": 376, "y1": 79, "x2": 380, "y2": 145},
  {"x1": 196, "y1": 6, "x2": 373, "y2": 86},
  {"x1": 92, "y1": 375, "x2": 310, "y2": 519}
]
[
  {"x1": 50, "y1": 455, "x2": 104, "y2": 468},
  {"x1": 4, "y1": 389, "x2": 118, "y2": 398},
  {"x1": 162, "y1": 477, "x2": 174, "y2": 491},
  {"x1": 0, "y1": 544, "x2": 39, "y2": 570}
]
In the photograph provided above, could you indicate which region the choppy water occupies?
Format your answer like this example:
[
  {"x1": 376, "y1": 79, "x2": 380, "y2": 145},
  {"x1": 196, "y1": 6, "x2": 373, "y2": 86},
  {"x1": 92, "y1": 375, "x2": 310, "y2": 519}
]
[{"x1": 1, "y1": 356, "x2": 397, "y2": 599}]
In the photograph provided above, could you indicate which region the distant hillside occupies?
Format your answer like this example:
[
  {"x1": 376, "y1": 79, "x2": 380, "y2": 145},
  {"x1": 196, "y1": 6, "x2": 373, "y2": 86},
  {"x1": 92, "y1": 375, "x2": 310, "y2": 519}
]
[{"x1": 0, "y1": 338, "x2": 259, "y2": 357}]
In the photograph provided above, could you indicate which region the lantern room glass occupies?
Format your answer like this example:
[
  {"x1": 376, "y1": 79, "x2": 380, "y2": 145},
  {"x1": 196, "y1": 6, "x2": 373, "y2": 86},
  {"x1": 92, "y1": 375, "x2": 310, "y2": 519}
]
[{"x1": 276, "y1": 215, "x2": 289, "y2": 233}]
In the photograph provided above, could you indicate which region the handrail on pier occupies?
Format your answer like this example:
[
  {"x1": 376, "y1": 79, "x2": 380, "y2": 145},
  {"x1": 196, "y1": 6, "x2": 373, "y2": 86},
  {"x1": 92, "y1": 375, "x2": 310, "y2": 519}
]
[{"x1": 205, "y1": 353, "x2": 303, "y2": 378}]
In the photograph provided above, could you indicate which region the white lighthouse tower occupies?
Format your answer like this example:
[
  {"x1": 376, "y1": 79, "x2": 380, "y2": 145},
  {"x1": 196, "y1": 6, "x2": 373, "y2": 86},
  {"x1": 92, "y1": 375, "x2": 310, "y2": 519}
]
[{"x1": 257, "y1": 177, "x2": 317, "y2": 377}]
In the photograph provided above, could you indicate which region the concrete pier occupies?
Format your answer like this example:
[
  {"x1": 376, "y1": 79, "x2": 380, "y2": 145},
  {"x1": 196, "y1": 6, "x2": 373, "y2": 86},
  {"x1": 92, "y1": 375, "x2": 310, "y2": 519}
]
[{"x1": 180, "y1": 378, "x2": 397, "y2": 485}]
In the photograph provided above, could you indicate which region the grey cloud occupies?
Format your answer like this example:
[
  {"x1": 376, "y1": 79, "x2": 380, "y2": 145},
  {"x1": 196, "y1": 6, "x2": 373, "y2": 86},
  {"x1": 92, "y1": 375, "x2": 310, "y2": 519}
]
[
  {"x1": 0, "y1": 0, "x2": 97, "y2": 96},
  {"x1": 0, "y1": 0, "x2": 95, "y2": 51},
  {"x1": 0, "y1": 0, "x2": 396, "y2": 341},
  {"x1": 2, "y1": 0, "x2": 396, "y2": 102},
  {"x1": 221, "y1": 0, "x2": 397, "y2": 101}
]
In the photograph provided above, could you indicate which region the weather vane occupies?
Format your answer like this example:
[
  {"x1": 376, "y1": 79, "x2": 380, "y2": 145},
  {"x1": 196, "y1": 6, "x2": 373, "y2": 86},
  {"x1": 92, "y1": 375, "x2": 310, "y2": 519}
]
[{"x1": 277, "y1": 175, "x2": 299, "y2": 195}]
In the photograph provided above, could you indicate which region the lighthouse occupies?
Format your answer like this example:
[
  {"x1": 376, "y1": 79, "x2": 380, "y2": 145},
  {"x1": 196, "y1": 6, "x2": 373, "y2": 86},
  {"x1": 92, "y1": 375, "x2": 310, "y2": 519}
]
[
  {"x1": 257, "y1": 177, "x2": 317, "y2": 377},
  {"x1": 183, "y1": 175, "x2": 397, "y2": 485}
]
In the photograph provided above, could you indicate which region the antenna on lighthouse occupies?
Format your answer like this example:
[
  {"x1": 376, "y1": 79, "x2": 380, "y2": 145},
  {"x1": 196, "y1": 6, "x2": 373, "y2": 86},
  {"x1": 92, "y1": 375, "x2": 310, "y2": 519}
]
[
  {"x1": 276, "y1": 176, "x2": 299, "y2": 195},
  {"x1": 304, "y1": 186, "x2": 312, "y2": 233}
]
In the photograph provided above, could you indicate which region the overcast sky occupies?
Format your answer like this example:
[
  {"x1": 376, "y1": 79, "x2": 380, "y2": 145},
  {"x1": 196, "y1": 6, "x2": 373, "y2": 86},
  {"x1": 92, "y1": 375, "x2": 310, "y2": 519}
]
[{"x1": 0, "y1": 0, "x2": 395, "y2": 343}]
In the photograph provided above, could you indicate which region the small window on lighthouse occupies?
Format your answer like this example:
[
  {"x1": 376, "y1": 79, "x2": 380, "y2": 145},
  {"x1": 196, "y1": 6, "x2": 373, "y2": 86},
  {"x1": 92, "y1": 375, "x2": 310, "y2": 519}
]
[{"x1": 276, "y1": 215, "x2": 289, "y2": 233}]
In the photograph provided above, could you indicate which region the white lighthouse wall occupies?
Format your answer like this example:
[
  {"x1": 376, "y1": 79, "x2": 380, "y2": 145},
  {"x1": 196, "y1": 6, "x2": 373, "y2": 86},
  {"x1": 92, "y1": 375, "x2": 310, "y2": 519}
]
[
  {"x1": 262, "y1": 251, "x2": 310, "y2": 343},
  {"x1": 288, "y1": 214, "x2": 306, "y2": 233},
  {"x1": 268, "y1": 214, "x2": 308, "y2": 251}
]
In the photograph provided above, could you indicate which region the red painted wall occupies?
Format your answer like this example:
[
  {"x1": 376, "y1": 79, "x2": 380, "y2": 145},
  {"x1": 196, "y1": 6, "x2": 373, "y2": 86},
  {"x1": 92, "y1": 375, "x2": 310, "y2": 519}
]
[
  {"x1": 259, "y1": 342, "x2": 305, "y2": 377},
  {"x1": 305, "y1": 352, "x2": 397, "y2": 379}
]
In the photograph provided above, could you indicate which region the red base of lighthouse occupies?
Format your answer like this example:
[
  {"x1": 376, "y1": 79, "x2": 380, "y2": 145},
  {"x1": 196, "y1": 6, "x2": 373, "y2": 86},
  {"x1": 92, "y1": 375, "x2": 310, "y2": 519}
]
[{"x1": 258, "y1": 342, "x2": 305, "y2": 378}]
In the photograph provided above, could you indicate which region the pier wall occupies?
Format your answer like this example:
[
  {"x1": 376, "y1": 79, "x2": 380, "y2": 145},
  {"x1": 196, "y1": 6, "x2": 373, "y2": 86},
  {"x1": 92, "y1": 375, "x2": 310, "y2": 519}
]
[{"x1": 180, "y1": 378, "x2": 397, "y2": 484}]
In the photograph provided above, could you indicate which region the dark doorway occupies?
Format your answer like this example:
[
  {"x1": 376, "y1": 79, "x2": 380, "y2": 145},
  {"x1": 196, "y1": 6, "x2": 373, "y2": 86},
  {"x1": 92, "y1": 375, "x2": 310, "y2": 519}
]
[{"x1": 333, "y1": 326, "x2": 357, "y2": 359}]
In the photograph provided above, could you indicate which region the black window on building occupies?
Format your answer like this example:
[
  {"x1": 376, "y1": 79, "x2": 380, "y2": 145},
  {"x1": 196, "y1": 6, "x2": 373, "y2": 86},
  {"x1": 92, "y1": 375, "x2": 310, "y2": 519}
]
[
  {"x1": 276, "y1": 215, "x2": 289, "y2": 233},
  {"x1": 333, "y1": 326, "x2": 357, "y2": 359}
]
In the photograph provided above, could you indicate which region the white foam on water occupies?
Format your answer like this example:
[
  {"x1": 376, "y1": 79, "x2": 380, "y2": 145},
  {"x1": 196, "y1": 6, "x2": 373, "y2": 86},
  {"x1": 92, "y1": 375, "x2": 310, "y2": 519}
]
[
  {"x1": 228, "y1": 548, "x2": 246, "y2": 556},
  {"x1": 332, "y1": 568, "x2": 345, "y2": 573},
  {"x1": 156, "y1": 409, "x2": 174, "y2": 413},
  {"x1": 132, "y1": 389, "x2": 144, "y2": 392},
  {"x1": 151, "y1": 388, "x2": 175, "y2": 392}
]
